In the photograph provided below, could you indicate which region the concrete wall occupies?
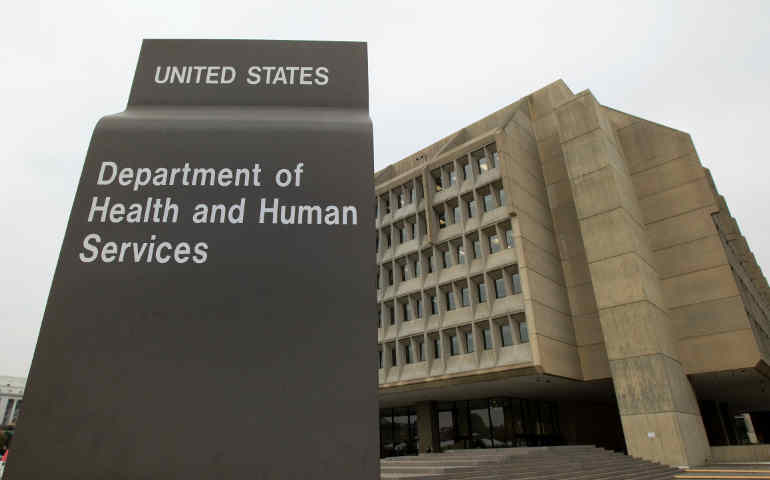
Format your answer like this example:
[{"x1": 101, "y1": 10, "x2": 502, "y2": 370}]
[{"x1": 711, "y1": 444, "x2": 770, "y2": 462}]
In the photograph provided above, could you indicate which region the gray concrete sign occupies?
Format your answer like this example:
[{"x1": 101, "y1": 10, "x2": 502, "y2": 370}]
[{"x1": 7, "y1": 39, "x2": 377, "y2": 479}]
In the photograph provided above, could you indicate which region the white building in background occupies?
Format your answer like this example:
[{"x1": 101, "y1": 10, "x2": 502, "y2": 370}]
[{"x1": 0, "y1": 376, "x2": 26, "y2": 427}]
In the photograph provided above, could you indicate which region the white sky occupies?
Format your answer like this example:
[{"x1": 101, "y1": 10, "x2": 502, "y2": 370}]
[{"x1": 1, "y1": 1, "x2": 769, "y2": 377}]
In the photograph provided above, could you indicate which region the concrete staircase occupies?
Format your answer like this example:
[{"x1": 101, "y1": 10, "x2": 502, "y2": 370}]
[{"x1": 380, "y1": 445, "x2": 680, "y2": 479}]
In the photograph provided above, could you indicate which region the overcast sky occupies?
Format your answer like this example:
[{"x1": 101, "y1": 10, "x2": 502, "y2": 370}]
[{"x1": 1, "y1": 1, "x2": 768, "y2": 378}]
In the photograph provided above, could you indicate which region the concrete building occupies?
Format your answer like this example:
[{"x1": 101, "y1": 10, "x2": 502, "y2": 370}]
[
  {"x1": 374, "y1": 80, "x2": 770, "y2": 467},
  {"x1": 0, "y1": 377, "x2": 25, "y2": 428}
]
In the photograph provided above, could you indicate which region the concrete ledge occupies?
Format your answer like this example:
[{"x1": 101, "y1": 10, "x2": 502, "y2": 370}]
[{"x1": 711, "y1": 444, "x2": 770, "y2": 463}]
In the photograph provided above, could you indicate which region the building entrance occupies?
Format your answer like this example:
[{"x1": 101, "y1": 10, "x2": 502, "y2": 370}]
[{"x1": 380, "y1": 407, "x2": 418, "y2": 457}]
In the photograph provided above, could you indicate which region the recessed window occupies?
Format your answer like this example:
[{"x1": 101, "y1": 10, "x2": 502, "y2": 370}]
[
  {"x1": 519, "y1": 321, "x2": 529, "y2": 343},
  {"x1": 467, "y1": 199, "x2": 477, "y2": 218},
  {"x1": 437, "y1": 210, "x2": 447, "y2": 229},
  {"x1": 446, "y1": 291, "x2": 456, "y2": 311},
  {"x1": 461, "y1": 287, "x2": 470, "y2": 307},
  {"x1": 376, "y1": 235, "x2": 379, "y2": 252},
  {"x1": 403, "y1": 302, "x2": 411, "y2": 322},
  {"x1": 377, "y1": 307, "x2": 382, "y2": 328},
  {"x1": 505, "y1": 228, "x2": 514, "y2": 249},
  {"x1": 488, "y1": 143, "x2": 499, "y2": 169},
  {"x1": 430, "y1": 294, "x2": 438, "y2": 315},
  {"x1": 495, "y1": 277, "x2": 506, "y2": 299},
  {"x1": 413, "y1": 259, "x2": 421, "y2": 277},
  {"x1": 448, "y1": 168, "x2": 457, "y2": 186},
  {"x1": 511, "y1": 272, "x2": 522, "y2": 295},
  {"x1": 387, "y1": 268, "x2": 394, "y2": 285},
  {"x1": 386, "y1": 232, "x2": 392, "y2": 249},
  {"x1": 427, "y1": 253, "x2": 434, "y2": 273},
  {"x1": 500, "y1": 323, "x2": 513, "y2": 347},
  {"x1": 482, "y1": 326, "x2": 492, "y2": 350},
  {"x1": 483, "y1": 193, "x2": 495, "y2": 212},
  {"x1": 378, "y1": 350, "x2": 383, "y2": 368},
  {"x1": 415, "y1": 298, "x2": 423, "y2": 318},
  {"x1": 398, "y1": 191, "x2": 405, "y2": 209},
  {"x1": 391, "y1": 346, "x2": 397, "y2": 366},
  {"x1": 411, "y1": 222, "x2": 418, "y2": 240},
  {"x1": 433, "y1": 169, "x2": 443, "y2": 191},
  {"x1": 465, "y1": 331, "x2": 474, "y2": 353},
  {"x1": 449, "y1": 333, "x2": 460, "y2": 356},
  {"x1": 417, "y1": 339, "x2": 425, "y2": 361},
  {"x1": 498, "y1": 188, "x2": 506, "y2": 207},
  {"x1": 399, "y1": 226, "x2": 407, "y2": 244},
  {"x1": 463, "y1": 162, "x2": 472, "y2": 180},
  {"x1": 442, "y1": 250, "x2": 451, "y2": 269},
  {"x1": 457, "y1": 245, "x2": 466, "y2": 265},
  {"x1": 433, "y1": 337, "x2": 441, "y2": 358},
  {"x1": 384, "y1": 198, "x2": 390, "y2": 214},
  {"x1": 453, "y1": 205, "x2": 461, "y2": 224},
  {"x1": 473, "y1": 147, "x2": 489, "y2": 173},
  {"x1": 473, "y1": 238, "x2": 482, "y2": 259},
  {"x1": 390, "y1": 306, "x2": 396, "y2": 325},
  {"x1": 477, "y1": 282, "x2": 487, "y2": 303},
  {"x1": 404, "y1": 343, "x2": 414, "y2": 364},
  {"x1": 400, "y1": 264, "x2": 408, "y2": 281},
  {"x1": 489, "y1": 233, "x2": 501, "y2": 254}
]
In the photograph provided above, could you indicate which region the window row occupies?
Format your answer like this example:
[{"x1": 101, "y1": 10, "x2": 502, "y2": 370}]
[
  {"x1": 374, "y1": 141, "x2": 500, "y2": 221},
  {"x1": 378, "y1": 266, "x2": 523, "y2": 327},
  {"x1": 377, "y1": 221, "x2": 515, "y2": 288},
  {"x1": 378, "y1": 314, "x2": 528, "y2": 368},
  {"x1": 434, "y1": 180, "x2": 506, "y2": 230},
  {"x1": 432, "y1": 142, "x2": 499, "y2": 192}
]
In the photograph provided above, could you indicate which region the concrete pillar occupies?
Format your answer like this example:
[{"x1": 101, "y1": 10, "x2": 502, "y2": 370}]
[
  {"x1": 416, "y1": 401, "x2": 439, "y2": 453},
  {"x1": 554, "y1": 91, "x2": 710, "y2": 467}
]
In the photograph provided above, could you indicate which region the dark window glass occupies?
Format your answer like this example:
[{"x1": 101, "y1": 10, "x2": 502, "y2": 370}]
[
  {"x1": 384, "y1": 198, "x2": 390, "y2": 214},
  {"x1": 403, "y1": 303, "x2": 411, "y2": 321},
  {"x1": 505, "y1": 229, "x2": 514, "y2": 248},
  {"x1": 398, "y1": 191, "x2": 405, "y2": 209},
  {"x1": 461, "y1": 287, "x2": 470, "y2": 307},
  {"x1": 489, "y1": 233, "x2": 501, "y2": 253},
  {"x1": 418, "y1": 340, "x2": 425, "y2": 361},
  {"x1": 431, "y1": 294, "x2": 438, "y2": 315},
  {"x1": 377, "y1": 272, "x2": 380, "y2": 289},
  {"x1": 449, "y1": 334, "x2": 459, "y2": 356},
  {"x1": 415, "y1": 298, "x2": 423, "y2": 318},
  {"x1": 453, "y1": 206, "x2": 461, "y2": 224},
  {"x1": 465, "y1": 331, "x2": 474, "y2": 353},
  {"x1": 446, "y1": 291, "x2": 456, "y2": 311},
  {"x1": 511, "y1": 273, "x2": 522, "y2": 294},
  {"x1": 401, "y1": 264, "x2": 407, "y2": 281},
  {"x1": 414, "y1": 259, "x2": 421, "y2": 277},
  {"x1": 400, "y1": 227, "x2": 407, "y2": 243},
  {"x1": 411, "y1": 222, "x2": 418, "y2": 239},
  {"x1": 391, "y1": 347, "x2": 397, "y2": 366},
  {"x1": 463, "y1": 162, "x2": 472, "y2": 180},
  {"x1": 448, "y1": 168, "x2": 456, "y2": 186},
  {"x1": 473, "y1": 239, "x2": 482, "y2": 259},
  {"x1": 498, "y1": 188, "x2": 506, "y2": 207},
  {"x1": 389, "y1": 306, "x2": 395, "y2": 325},
  {"x1": 500, "y1": 323, "x2": 513, "y2": 346},
  {"x1": 495, "y1": 277, "x2": 506, "y2": 298},
  {"x1": 388, "y1": 268, "x2": 394, "y2": 285},
  {"x1": 377, "y1": 308, "x2": 382, "y2": 328},
  {"x1": 433, "y1": 170, "x2": 443, "y2": 191},
  {"x1": 437, "y1": 211, "x2": 446, "y2": 229},
  {"x1": 473, "y1": 148, "x2": 489, "y2": 173},
  {"x1": 376, "y1": 235, "x2": 379, "y2": 251},
  {"x1": 489, "y1": 144, "x2": 499, "y2": 169},
  {"x1": 457, "y1": 245, "x2": 465, "y2": 265},
  {"x1": 443, "y1": 250, "x2": 451, "y2": 268},
  {"x1": 483, "y1": 193, "x2": 495, "y2": 212},
  {"x1": 427, "y1": 254, "x2": 434, "y2": 273},
  {"x1": 482, "y1": 327, "x2": 492, "y2": 350},
  {"x1": 477, "y1": 283, "x2": 487, "y2": 303},
  {"x1": 519, "y1": 321, "x2": 529, "y2": 343},
  {"x1": 433, "y1": 338, "x2": 440, "y2": 358},
  {"x1": 386, "y1": 233, "x2": 392, "y2": 248},
  {"x1": 379, "y1": 350, "x2": 383, "y2": 368},
  {"x1": 404, "y1": 343, "x2": 413, "y2": 364},
  {"x1": 468, "y1": 199, "x2": 477, "y2": 218},
  {"x1": 411, "y1": 186, "x2": 417, "y2": 203}
]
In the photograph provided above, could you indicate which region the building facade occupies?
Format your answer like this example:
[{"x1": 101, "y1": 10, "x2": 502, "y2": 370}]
[
  {"x1": 375, "y1": 80, "x2": 770, "y2": 466},
  {"x1": 0, "y1": 377, "x2": 25, "y2": 428}
]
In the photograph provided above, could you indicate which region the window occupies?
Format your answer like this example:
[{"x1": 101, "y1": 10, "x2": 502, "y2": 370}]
[
  {"x1": 399, "y1": 226, "x2": 407, "y2": 243},
  {"x1": 465, "y1": 331, "x2": 474, "y2": 353},
  {"x1": 477, "y1": 282, "x2": 487, "y2": 303},
  {"x1": 498, "y1": 188, "x2": 506, "y2": 207},
  {"x1": 411, "y1": 222, "x2": 418, "y2": 240},
  {"x1": 433, "y1": 337, "x2": 441, "y2": 358},
  {"x1": 398, "y1": 191, "x2": 405, "y2": 209},
  {"x1": 437, "y1": 210, "x2": 447, "y2": 229},
  {"x1": 446, "y1": 291, "x2": 456, "y2": 311},
  {"x1": 483, "y1": 193, "x2": 495, "y2": 212},
  {"x1": 473, "y1": 238, "x2": 482, "y2": 259},
  {"x1": 461, "y1": 287, "x2": 470, "y2": 307},
  {"x1": 442, "y1": 249, "x2": 451, "y2": 268},
  {"x1": 488, "y1": 143, "x2": 499, "y2": 168},
  {"x1": 473, "y1": 147, "x2": 489, "y2": 173},
  {"x1": 430, "y1": 294, "x2": 438, "y2": 315},
  {"x1": 403, "y1": 302, "x2": 411, "y2": 321},
  {"x1": 413, "y1": 259, "x2": 421, "y2": 277},
  {"x1": 495, "y1": 277, "x2": 506, "y2": 299},
  {"x1": 388, "y1": 268, "x2": 394, "y2": 285},
  {"x1": 448, "y1": 168, "x2": 457, "y2": 186},
  {"x1": 449, "y1": 333, "x2": 460, "y2": 356},
  {"x1": 463, "y1": 162, "x2": 472, "y2": 180},
  {"x1": 482, "y1": 326, "x2": 492, "y2": 350},
  {"x1": 389, "y1": 306, "x2": 396, "y2": 325},
  {"x1": 391, "y1": 346, "x2": 398, "y2": 366},
  {"x1": 433, "y1": 169, "x2": 443, "y2": 191},
  {"x1": 377, "y1": 307, "x2": 382, "y2": 328},
  {"x1": 467, "y1": 199, "x2": 477, "y2": 218},
  {"x1": 384, "y1": 198, "x2": 390, "y2": 214},
  {"x1": 404, "y1": 343, "x2": 414, "y2": 364},
  {"x1": 505, "y1": 228, "x2": 514, "y2": 249},
  {"x1": 379, "y1": 350, "x2": 383, "y2": 368},
  {"x1": 400, "y1": 263, "x2": 408, "y2": 281},
  {"x1": 489, "y1": 233, "x2": 501, "y2": 254},
  {"x1": 511, "y1": 272, "x2": 522, "y2": 294},
  {"x1": 415, "y1": 297, "x2": 423, "y2": 318},
  {"x1": 453, "y1": 205, "x2": 461, "y2": 224},
  {"x1": 500, "y1": 323, "x2": 513, "y2": 347},
  {"x1": 377, "y1": 272, "x2": 381, "y2": 289},
  {"x1": 418, "y1": 340, "x2": 425, "y2": 361},
  {"x1": 519, "y1": 321, "x2": 529, "y2": 343},
  {"x1": 457, "y1": 245, "x2": 465, "y2": 265},
  {"x1": 427, "y1": 253, "x2": 434, "y2": 273},
  {"x1": 376, "y1": 235, "x2": 379, "y2": 252}
]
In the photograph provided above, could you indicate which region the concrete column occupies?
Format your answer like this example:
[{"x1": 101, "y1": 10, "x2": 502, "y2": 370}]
[
  {"x1": 554, "y1": 90, "x2": 710, "y2": 466},
  {"x1": 416, "y1": 401, "x2": 439, "y2": 453}
]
